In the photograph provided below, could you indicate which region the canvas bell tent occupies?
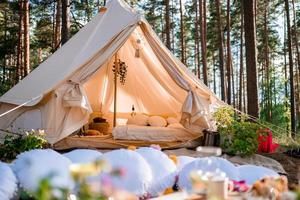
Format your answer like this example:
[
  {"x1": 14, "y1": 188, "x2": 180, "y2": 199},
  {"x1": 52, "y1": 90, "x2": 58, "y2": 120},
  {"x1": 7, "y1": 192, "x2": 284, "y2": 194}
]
[{"x1": 0, "y1": 0, "x2": 225, "y2": 145}]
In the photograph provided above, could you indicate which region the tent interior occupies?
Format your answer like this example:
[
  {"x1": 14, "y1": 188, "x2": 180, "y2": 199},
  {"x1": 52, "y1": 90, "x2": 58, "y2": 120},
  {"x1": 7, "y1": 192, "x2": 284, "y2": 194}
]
[{"x1": 85, "y1": 26, "x2": 186, "y2": 129}]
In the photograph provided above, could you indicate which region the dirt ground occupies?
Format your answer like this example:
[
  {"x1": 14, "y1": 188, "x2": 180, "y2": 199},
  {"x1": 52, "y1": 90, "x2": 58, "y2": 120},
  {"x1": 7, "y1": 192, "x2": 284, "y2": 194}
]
[{"x1": 262, "y1": 152, "x2": 300, "y2": 185}]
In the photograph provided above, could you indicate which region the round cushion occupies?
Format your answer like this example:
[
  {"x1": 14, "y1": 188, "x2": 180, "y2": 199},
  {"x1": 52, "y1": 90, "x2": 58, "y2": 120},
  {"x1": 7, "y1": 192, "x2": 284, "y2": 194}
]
[
  {"x1": 127, "y1": 114, "x2": 149, "y2": 126},
  {"x1": 136, "y1": 147, "x2": 177, "y2": 196},
  {"x1": 237, "y1": 165, "x2": 279, "y2": 185},
  {"x1": 63, "y1": 149, "x2": 102, "y2": 164},
  {"x1": 84, "y1": 129, "x2": 102, "y2": 136},
  {"x1": 178, "y1": 157, "x2": 239, "y2": 190},
  {"x1": 101, "y1": 149, "x2": 153, "y2": 197},
  {"x1": 167, "y1": 123, "x2": 184, "y2": 129},
  {"x1": 177, "y1": 156, "x2": 196, "y2": 170},
  {"x1": 148, "y1": 116, "x2": 167, "y2": 127},
  {"x1": 11, "y1": 149, "x2": 74, "y2": 192},
  {"x1": 166, "y1": 117, "x2": 178, "y2": 124},
  {"x1": 0, "y1": 162, "x2": 17, "y2": 200}
]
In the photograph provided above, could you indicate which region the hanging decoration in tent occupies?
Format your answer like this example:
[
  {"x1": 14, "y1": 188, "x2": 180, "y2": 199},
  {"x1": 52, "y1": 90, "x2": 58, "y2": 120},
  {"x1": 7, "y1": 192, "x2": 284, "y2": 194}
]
[
  {"x1": 113, "y1": 59, "x2": 128, "y2": 85},
  {"x1": 135, "y1": 39, "x2": 141, "y2": 58},
  {"x1": 134, "y1": 29, "x2": 145, "y2": 58}
]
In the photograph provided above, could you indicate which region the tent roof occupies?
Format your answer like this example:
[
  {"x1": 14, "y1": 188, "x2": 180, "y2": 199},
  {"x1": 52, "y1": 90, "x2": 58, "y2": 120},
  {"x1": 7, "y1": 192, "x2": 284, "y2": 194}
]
[
  {"x1": 0, "y1": 0, "x2": 222, "y2": 108},
  {"x1": 0, "y1": 0, "x2": 141, "y2": 106}
]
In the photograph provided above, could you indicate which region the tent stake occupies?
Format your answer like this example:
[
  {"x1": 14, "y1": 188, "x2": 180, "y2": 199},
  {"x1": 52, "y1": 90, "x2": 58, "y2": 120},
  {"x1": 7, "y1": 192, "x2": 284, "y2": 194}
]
[{"x1": 113, "y1": 53, "x2": 118, "y2": 127}]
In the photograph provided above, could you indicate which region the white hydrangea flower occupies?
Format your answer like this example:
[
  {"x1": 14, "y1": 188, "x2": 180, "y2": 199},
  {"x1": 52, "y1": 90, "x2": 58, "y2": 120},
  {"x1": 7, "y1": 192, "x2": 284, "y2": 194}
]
[
  {"x1": 178, "y1": 157, "x2": 239, "y2": 190},
  {"x1": 0, "y1": 162, "x2": 17, "y2": 200},
  {"x1": 64, "y1": 149, "x2": 102, "y2": 164},
  {"x1": 136, "y1": 147, "x2": 177, "y2": 196},
  {"x1": 11, "y1": 149, "x2": 74, "y2": 192},
  {"x1": 101, "y1": 149, "x2": 153, "y2": 197},
  {"x1": 237, "y1": 165, "x2": 279, "y2": 185}
]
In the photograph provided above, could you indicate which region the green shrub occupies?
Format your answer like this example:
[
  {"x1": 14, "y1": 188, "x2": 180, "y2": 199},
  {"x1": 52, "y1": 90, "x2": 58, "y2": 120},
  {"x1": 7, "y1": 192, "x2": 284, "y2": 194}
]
[
  {"x1": 0, "y1": 130, "x2": 48, "y2": 162},
  {"x1": 213, "y1": 106, "x2": 261, "y2": 156}
]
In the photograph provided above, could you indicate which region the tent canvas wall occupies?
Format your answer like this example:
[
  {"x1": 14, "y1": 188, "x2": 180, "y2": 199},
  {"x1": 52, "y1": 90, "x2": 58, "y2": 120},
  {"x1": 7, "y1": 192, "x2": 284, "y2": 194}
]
[{"x1": 0, "y1": 0, "x2": 225, "y2": 145}]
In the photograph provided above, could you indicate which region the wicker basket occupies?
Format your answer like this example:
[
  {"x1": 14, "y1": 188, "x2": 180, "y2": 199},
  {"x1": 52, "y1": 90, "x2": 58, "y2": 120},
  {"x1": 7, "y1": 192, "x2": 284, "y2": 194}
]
[{"x1": 89, "y1": 122, "x2": 109, "y2": 135}]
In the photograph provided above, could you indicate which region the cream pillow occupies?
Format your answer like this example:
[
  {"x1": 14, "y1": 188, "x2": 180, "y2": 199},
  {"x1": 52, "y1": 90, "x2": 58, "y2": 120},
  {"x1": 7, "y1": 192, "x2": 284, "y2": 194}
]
[
  {"x1": 127, "y1": 114, "x2": 149, "y2": 126},
  {"x1": 167, "y1": 123, "x2": 184, "y2": 129},
  {"x1": 166, "y1": 117, "x2": 178, "y2": 124},
  {"x1": 148, "y1": 116, "x2": 167, "y2": 127}
]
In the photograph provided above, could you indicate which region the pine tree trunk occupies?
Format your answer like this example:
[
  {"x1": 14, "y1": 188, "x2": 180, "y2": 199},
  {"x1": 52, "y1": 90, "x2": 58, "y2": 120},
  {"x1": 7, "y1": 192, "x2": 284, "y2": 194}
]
[
  {"x1": 243, "y1": 71, "x2": 247, "y2": 113},
  {"x1": 226, "y1": 0, "x2": 232, "y2": 104},
  {"x1": 284, "y1": 13, "x2": 289, "y2": 133},
  {"x1": 243, "y1": 0, "x2": 259, "y2": 117},
  {"x1": 84, "y1": 0, "x2": 91, "y2": 21},
  {"x1": 179, "y1": 0, "x2": 186, "y2": 64},
  {"x1": 264, "y1": 0, "x2": 271, "y2": 121},
  {"x1": 292, "y1": 0, "x2": 300, "y2": 73},
  {"x1": 213, "y1": 53, "x2": 217, "y2": 94},
  {"x1": 285, "y1": 0, "x2": 297, "y2": 135},
  {"x1": 200, "y1": 0, "x2": 208, "y2": 85},
  {"x1": 239, "y1": 0, "x2": 244, "y2": 111},
  {"x1": 231, "y1": 60, "x2": 236, "y2": 107},
  {"x1": 23, "y1": 0, "x2": 30, "y2": 77},
  {"x1": 38, "y1": 48, "x2": 42, "y2": 64},
  {"x1": 55, "y1": 0, "x2": 61, "y2": 50},
  {"x1": 61, "y1": 0, "x2": 70, "y2": 45},
  {"x1": 292, "y1": 0, "x2": 300, "y2": 129},
  {"x1": 165, "y1": 0, "x2": 171, "y2": 50},
  {"x1": 171, "y1": 0, "x2": 175, "y2": 51},
  {"x1": 194, "y1": 0, "x2": 201, "y2": 78},
  {"x1": 215, "y1": 0, "x2": 226, "y2": 101},
  {"x1": 16, "y1": 0, "x2": 23, "y2": 81},
  {"x1": 3, "y1": 9, "x2": 7, "y2": 84}
]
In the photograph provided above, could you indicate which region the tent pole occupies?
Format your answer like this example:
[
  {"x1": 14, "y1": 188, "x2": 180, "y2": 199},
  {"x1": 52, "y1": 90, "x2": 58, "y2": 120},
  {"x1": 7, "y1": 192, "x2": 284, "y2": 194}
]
[{"x1": 113, "y1": 53, "x2": 118, "y2": 127}]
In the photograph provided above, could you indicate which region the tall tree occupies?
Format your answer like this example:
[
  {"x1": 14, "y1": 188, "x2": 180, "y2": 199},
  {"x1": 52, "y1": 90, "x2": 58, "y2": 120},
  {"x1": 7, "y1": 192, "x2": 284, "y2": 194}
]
[
  {"x1": 200, "y1": 0, "x2": 208, "y2": 85},
  {"x1": 292, "y1": 0, "x2": 300, "y2": 129},
  {"x1": 215, "y1": 0, "x2": 226, "y2": 101},
  {"x1": 61, "y1": 0, "x2": 70, "y2": 45},
  {"x1": 16, "y1": 0, "x2": 23, "y2": 81},
  {"x1": 23, "y1": 0, "x2": 30, "y2": 76},
  {"x1": 284, "y1": 0, "x2": 297, "y2": 135},
  {"x1": 239, "y1": 0, "x2": 244, "y2": 111},
  {"x1": 194, "y1": 0, "x2": 201, "y2": 78},
  {"x1": 164, "y1": 0, "x2": 171, "y2": 50},
  {"x1": 179, "y1": 0, "x2": 186, "y2": 64},
  {"x1": 3, "y1": 8, "x2": 7, "y2": 84},
  {"x1": 243, "y1": 0, "x2": 259, "y2": 117},
  {"x1": 54, "y1": 0, "x2": 61, "y2": 49},
  {"x1": 284, "y1": 12, "x2": 289, "y2": 132},
  {"x1": 226, "y1": 0, "x2": 232, "y2": 104},
  {"x1": 263, "y1": 0, "x2": 271, "y2": 121}
]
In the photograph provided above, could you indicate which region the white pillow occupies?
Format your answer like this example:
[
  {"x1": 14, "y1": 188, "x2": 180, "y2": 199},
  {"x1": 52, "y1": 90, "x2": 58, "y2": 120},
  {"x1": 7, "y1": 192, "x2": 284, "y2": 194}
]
[
  {"x1": 127, "y1": 114, "x2": 149, "y2": 126},
  {"x1": 167, "y1": 117, "x2": 178, "y2": 124},
  {"x1": 148, "y1": 116, "x2": 167, "y2": 127},
  {"x1": 167, "y1": 123, "x2": 184, "y2": 129}
]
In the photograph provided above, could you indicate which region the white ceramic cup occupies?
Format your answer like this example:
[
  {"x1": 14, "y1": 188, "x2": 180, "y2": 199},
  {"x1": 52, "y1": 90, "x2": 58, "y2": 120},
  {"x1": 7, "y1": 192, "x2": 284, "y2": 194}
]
[{"x1": 207, "y1": 177, "x2": 229, "y2": 200}]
